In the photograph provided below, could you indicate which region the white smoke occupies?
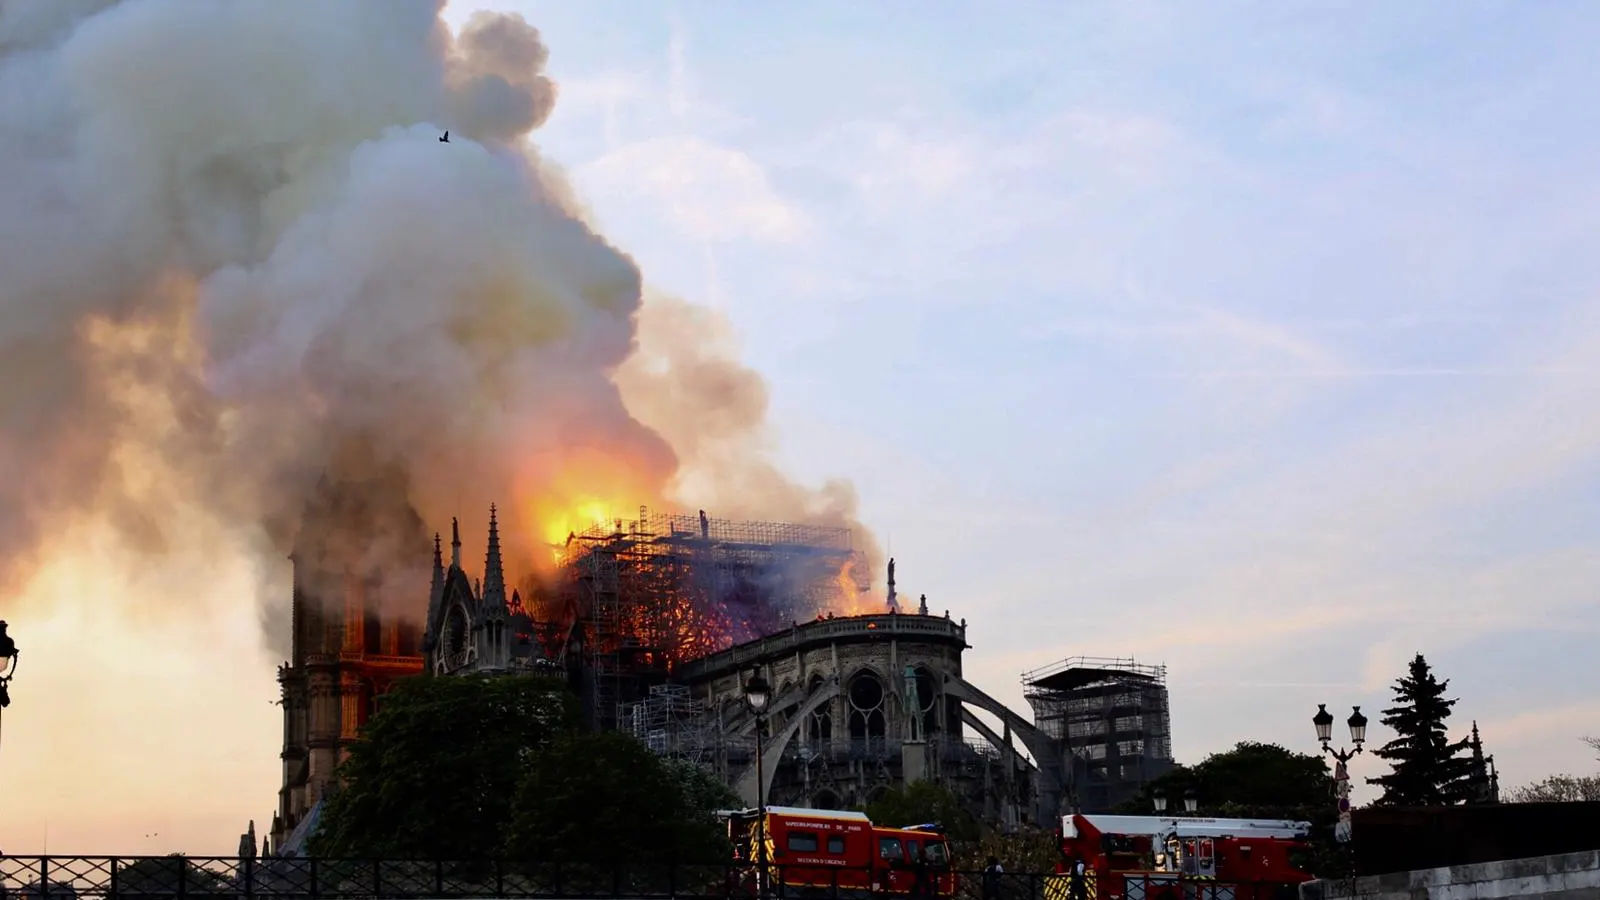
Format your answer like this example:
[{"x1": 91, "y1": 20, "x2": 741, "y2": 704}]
[{"x1": 0, "y1": 0, "x2": 878, "y2": 650}]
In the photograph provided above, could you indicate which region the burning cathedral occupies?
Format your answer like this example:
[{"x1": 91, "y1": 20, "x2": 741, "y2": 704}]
[{"x1": 271, "y1": 503, "x2": 1173, "y2": 854}]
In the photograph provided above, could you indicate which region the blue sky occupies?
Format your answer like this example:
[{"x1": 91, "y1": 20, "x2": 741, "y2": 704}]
[{"x1": 438, "y1": 1, "x2": 1600, "y2": 796}]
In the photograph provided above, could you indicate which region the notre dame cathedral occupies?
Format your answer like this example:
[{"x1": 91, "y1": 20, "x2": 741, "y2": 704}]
[{"x1": 270, "y1": 491, "x2": 543, "y2": 852}]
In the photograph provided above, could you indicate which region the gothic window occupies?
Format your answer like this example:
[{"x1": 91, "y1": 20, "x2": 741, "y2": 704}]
[
  {"x1": 446, "y1": 605, "x2": 468, "y2": 658},
  {"x1": 847, "y1": 672, "x2": 886, "y2": 741},
  {"x1": 913, "y1": 666, "x2": 940, "y2": 736},
  {"x1": 363, "y1": 607, "x2": 382, "y2": 656},
  {"x1": 356, "y1": 678, "x2": 377, "y2": 727},
  {"x1": 396, "y1": 619, "x2": 420, "y2": 657},
  {"x1": 807, "y1": 674, "x2": 833, "y2": 744}
]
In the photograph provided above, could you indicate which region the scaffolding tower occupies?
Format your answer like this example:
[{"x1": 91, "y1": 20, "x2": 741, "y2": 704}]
[
  {"x1": 619, "y1": 684, "x2": 725, "y2": 765},
  {"x1": 558, "y1": 507, "x2": 870, "y2": 732},
  {"x1": 1022, "y1": 656, "x2": 1174, "y2": 812}
]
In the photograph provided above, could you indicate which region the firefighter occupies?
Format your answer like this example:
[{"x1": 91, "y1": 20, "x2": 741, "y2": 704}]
[
  {"x1": 981, "y1": 857, "x2": 1004, "y2": 900},
  {"x1": 910, "y1": 846, "x2": 932, "y2": 900},
  {"x1": 1066, "y1": 854, "x2": 1088, "y2": 900}
]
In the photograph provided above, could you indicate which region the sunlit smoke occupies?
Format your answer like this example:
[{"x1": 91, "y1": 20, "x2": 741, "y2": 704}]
[{"x1": 0, "y1": 0, "x2": 879, "y2": 854}]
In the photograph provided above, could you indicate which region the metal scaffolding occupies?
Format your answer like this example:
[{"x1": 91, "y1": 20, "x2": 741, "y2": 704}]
[
  {"x1": 619, "y1": 684, "x2": 726, "y2": 765},
  {"x1": 556, "y1": 507, "x2": 870, "y2": 732},
  {"x1": 1022, "y1": 656, "x2": 1174, "y2": 812}
]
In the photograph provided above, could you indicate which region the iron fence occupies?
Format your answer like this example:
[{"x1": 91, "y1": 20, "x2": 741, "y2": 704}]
[
  {"x1": 0, "y1": 858, "x2": 1299, "y2": 900},
  {"x1": 0, "y1": 858, "x2": 1079, "y2": 900}
]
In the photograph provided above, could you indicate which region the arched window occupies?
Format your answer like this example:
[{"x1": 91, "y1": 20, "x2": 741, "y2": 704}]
[
  {"x1": 807, "y1": 674, "x2": 833, "y2": 744},
  {"x1": 446, "y1": 606, "x2": 468, "y2": 660},
  {"x1": 847, "y1": 672, "x2": 887, "y2": 741},
  {"x1": 914, "y1": 666, "x2": 940, "y2": 736}
]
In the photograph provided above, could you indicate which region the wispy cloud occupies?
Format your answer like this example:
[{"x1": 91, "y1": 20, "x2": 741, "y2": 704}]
[{"x1": 576, "y1": 135, "x2": 811, "y2": 245}]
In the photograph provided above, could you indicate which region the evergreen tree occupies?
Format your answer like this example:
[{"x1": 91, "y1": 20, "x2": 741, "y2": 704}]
[{"x1": 1366, "y1": 653, "x2": 1477, "y2": 806}]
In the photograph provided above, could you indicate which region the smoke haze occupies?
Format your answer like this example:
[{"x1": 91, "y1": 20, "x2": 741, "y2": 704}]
[{"x1": 0, "y1": 0, "x2": 881, "y2": 669}]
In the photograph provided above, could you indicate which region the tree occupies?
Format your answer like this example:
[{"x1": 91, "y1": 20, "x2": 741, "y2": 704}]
[
  {"x1": 1118, "y1": 742, "x2": 1331, "y2": 819},
  {"x1": 311, "y1": 673, "x2": 578, "y2": 859},
  {"x1": 663, "y1": 756, "x2": 740, "y2": 817},
  {"x1": 955, "y1": 826, "x2": 1060, "y2": 872},
  {"x1": 117, "y1": 855, "x2": 233, "y2": 895},
  {"x1": 502, "y1": 731, "x2": 731, "y2": 866},
  {"x1": 1366, "y1": 653, "x2": 1477, "y2": 806},
  {"x1": 1504, "y1": 774, "x2": 1600, "y2": 803},
  {"x1": 861, "y1": 781, "x2": 981, "y2": 843}
]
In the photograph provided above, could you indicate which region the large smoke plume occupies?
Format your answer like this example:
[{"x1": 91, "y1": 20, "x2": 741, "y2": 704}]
[{"x1": 0, "y1": 0, "x2": 881, "y2": 653}]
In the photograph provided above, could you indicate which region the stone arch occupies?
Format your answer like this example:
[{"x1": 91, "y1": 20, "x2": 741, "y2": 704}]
[
  {"x1": 774, "y1": 679, "x2": 798, "y2": 731},
  {"x1": 813, "y1": 788, "x2": 841, "y2": 810},
  {"x1": 806, "y1": 673, "x2": 833, "y2": 745},
  {"x1": 437, "y1": 603, "x2": 472, "y2": 674},
  {"x1": 846, "y1": 668, "x2": 887, "y2": 742},
  {"x1": 913, "y1": 664, "x2": 941, "y2": 736}
]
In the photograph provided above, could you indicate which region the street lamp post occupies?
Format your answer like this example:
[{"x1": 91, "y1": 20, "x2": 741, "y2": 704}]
[
  {"x1": 745, "y1": 670, "x2": 772, "y2": 898},
  {"x1": 0, "y1": 620, "x2": 18, "y2": 709},
  {"x1": 1312, "y1": 703, "x2": 1367, "y2": 844}
]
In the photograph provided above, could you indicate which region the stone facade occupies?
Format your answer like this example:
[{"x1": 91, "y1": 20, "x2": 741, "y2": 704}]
[
  {"x1": 270, "y1": 555, "x2": 425, "y2": 854},
  {"x1": 650, "y1": 611, "x2": 1071, "y2": 829},
  {"x1": 421, "y1": 509, "x2": 552, "y2": 678},
  {"x1": 271, "y1": 505, "x2": 1087, "y2": 849}
]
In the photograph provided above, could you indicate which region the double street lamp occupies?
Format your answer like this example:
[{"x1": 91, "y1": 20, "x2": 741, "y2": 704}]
[
  {"x1": 1312, "y1": 703, "x2": 1368, "y2": 763},
  {"x1": 1151, "y1": 787, "x2": 1198, "y2": 815},
  {"x1": 0, "y1": 620, "x2": 18, "y2": 709},
  {"x1": 744, "y1": 670, "x2": 772, "y2": 897},
  {"x1": 1312, "y1": 703, "x2": 1368, "y2": 844}
]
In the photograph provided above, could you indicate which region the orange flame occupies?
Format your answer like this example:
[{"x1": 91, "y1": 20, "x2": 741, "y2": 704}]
[
  {"x1": 833, "y1": 559, "x2": 882, "y2": 617},
  {"x1": 513, "y1": 450, "x2": 664, "y2": 565}
]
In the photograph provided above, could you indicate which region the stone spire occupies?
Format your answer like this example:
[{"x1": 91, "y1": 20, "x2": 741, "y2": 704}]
[
  {"x1": 483, "y1": 504, "x2": 507, "y2": 618},
  {"x1": 239, "y1": 820, "x2": 257, "y2": 860},
  {"x1": 450, "y1": 517, "x2": 461, "y2": 570},
  {"x1": 1467, "y1": 720, "x2": 1498, "y2": 804},
  {"x1": 918, "y1": 593, "x2": 929, "y2": 616},
  {"x1": 886, "y1": 557, "x2": 899, "y2": 612},
  {"x1": 423, "y1": 532, "x2": 445, "y2": 652}
]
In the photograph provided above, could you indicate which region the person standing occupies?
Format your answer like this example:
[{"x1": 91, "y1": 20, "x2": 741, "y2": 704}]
[
  {"x1": 982, "y1": 856, "x2": 1004, "y2": 900},
  {"x1": 1067, "y1": 854, "x2": 1088, "y2": 900}
]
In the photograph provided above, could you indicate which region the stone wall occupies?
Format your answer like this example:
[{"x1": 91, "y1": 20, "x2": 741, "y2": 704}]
[
  {"x1": 674, "y1": 612, "x2": 1051, "y2": 827},
  {"x1": 1301, "y1": 849, "x2": 1600, "y2": 900}
]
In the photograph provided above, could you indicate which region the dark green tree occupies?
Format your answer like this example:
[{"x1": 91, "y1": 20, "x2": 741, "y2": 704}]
[
  {"x1": 311, "y1": 673, "x2": 578, "y2": 859},
  {"x1": 955, "y1": 826, "x2": 1061, "y2": 872},
  {"x1": 502, "y1": 731, "x2": 731, "y2": 865},
  {"x1": 861, "y1": 780, "x2": 981, "y2": 843},
  {"x1": 117, "y1": 855, "x2": 233, "y2": 896},
  {"x1": 663, "y1": 756, "x2": 740, "y2": 816},
  {"x1": 1119, "y1": 742, "x2": 1331, "y2": 819},
  {"x1": 1504, "y1": 774, "x2": 1600, "y2": 803},
  {"x1": 1366, "y1": 653, "x2": 1477, "y2": 806}
]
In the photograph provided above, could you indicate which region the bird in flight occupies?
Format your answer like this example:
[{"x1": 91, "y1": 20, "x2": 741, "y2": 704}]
[{"x1": 440, "y1": 130, "x2": 450, "y2": 143}]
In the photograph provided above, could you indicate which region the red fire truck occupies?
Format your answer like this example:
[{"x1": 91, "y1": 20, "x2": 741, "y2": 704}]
[
  {"x1": 722, "y1": 806, "x2": 957, "y2": 898},
  {"x1": 1058, "y1": 814, "x2": 1313, "y2": 900}
]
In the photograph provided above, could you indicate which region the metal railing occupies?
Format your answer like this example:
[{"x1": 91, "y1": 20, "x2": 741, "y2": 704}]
[
  {"x1": 0, "y1": 858, "x2": 1077, "y2": 900},
  {"x1": 677, "y1": 615, "x2": 969, "y2": 682}
]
